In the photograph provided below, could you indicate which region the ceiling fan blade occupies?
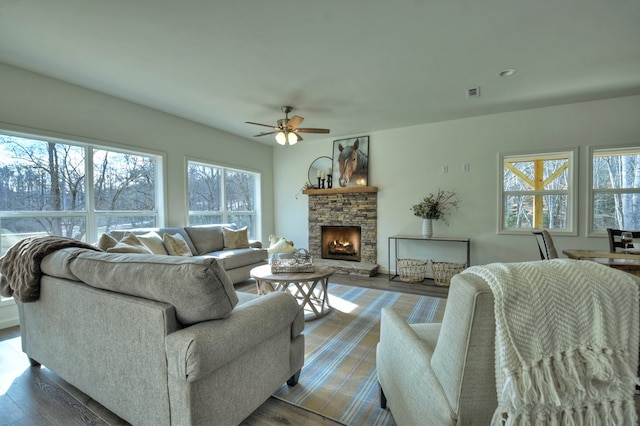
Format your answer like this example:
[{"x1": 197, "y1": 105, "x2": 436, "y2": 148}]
[
  {"x1": 253, "y1": 131, "x2": 276, "y2": 137},
  {"x1": 286, "y1": 115, "x2": 304, "y2": 129},
  {"x1": 296, "y1": 128, "x2": 330, "y2": 134},
  {"x1": 245, "y1": 121, "x2": 277, "y2": 129},
  {"x1": 293, "y1": 132, "x2": 303, "y2": 142}
]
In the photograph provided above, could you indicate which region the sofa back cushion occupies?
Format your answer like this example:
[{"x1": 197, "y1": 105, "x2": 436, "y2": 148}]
[
  {"x1": 185, "y1": 224, "x2": 236, "y2": 255},
  {"x1": 68, "y1": 251, "x2": 238, "y2": 325},
  {"x1": 110, "y1": 228, "x2": 197, "y2": 254}
]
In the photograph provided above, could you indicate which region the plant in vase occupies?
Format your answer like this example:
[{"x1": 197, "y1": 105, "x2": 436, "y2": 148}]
[{"x1": 411, "y1": 189, "x2": 460, "y2": 237}]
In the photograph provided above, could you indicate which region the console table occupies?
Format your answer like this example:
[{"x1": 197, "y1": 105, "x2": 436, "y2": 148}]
[{"x1": 388, "y1": 235, "x2": 471, "y2": 282}]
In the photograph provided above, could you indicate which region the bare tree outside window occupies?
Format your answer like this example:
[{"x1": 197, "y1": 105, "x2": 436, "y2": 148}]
[
  {"x1": 592, "y1": 148, "x2": 640, "y2": 231},
  {"x1": 187, "y1": 161, "x2": 259, "y2": 238},
  {"x1": 0, "y1": 132, "x2": 161, "y2": 255},
  {"x1": 500, "y1": 150, "x2": 576, "y2": 233}
]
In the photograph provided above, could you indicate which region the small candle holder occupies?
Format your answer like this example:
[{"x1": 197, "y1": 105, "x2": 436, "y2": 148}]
[
  {"x1": 321, "y1": 178, "x2": 326, "y2": 189},
  {"x1": 317, "y1": 177, "x2": 321, "y2": 188},
  {"x1": 327, "y1": 174, "x2": 333, "y2": 189}
]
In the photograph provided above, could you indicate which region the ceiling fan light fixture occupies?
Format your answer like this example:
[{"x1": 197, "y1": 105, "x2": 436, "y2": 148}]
[
  {"x1": 275, "y1": 131, "x2": 287, "y2": 145},
  {"x1": 287, "y1": 132, "x2": 298, "y2": 145}
]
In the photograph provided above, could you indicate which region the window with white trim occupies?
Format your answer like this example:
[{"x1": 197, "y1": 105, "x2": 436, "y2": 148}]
[
  {"x1": 0, "y1": 130, "x2": 163, "y2": 257},
  {"x1": 187, "y1": 160, "x2": 260, "y2": 239},
  {"x1": 590, "y1": 146, "x2": 640, "y2": 232},
  {"x1": 499, "y1": 149, "x2": 577, "y2": 233}
]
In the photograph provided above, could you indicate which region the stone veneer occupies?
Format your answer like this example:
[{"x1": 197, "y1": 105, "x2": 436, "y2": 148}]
[{"x1": 306, "y1": 188, "x2": 377, "y2": 267}]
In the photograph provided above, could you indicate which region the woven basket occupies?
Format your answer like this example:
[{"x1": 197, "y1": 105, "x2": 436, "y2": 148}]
[
  {"x1": 271, "y1": 259, "x2": 315, "y2": 273},
  {"x1": 397, "y1": 259, "x2": 428, "y2": 283},
  {"x1": 431, "y1": 261, "x2": 467, "y2": 286}
]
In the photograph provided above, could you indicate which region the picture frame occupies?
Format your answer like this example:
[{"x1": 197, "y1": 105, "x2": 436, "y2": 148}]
[{"x1": 332, "y1": 136, "x2": 369, "y2": 187}]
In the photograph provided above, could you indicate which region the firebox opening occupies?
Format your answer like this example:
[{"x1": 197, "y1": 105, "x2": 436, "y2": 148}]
[{"x1": 321, "y1": 226, "x2": 361, "y2": 262}]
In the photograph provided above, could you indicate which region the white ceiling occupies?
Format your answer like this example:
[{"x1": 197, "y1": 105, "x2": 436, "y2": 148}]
[{"x1": 1, "y1": 0, "x2": 639, "y2": 146}]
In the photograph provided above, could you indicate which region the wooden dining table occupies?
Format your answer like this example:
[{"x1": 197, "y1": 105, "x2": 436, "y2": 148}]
[{"x1": 562, "y1": 249, "x2": 640, "y2": 277}]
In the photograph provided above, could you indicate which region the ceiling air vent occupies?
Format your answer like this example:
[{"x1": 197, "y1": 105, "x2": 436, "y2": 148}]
[{"x1": 466, "y1": 87, "x2": 480, "y2": 98}]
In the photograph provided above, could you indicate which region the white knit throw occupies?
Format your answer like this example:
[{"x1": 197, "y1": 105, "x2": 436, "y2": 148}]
[{"x1": 465, "y1": 259, "x2": 639, "y2": 425}]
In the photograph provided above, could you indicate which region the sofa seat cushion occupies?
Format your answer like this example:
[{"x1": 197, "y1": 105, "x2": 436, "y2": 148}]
[
  {"x1": 207, "y1": 248, "x2": 267, "y2": 270},
  {"x1": 68, "y1": 251, "x2": 238, "y2": 325}
]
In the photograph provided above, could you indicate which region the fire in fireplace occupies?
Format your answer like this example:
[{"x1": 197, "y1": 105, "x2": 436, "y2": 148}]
[{"x1": 321, "y1": 226, "x2": 361, "y2": 262}]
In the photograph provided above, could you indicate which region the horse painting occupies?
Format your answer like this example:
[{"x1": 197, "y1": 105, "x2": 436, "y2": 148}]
[{"x1": 334, "y1": 137, "x2": 369, "y2": 187}]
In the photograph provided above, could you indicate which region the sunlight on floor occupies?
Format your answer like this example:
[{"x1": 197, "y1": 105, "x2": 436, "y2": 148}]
[
  {"x1": 327, "y1": 294, "x2": 358, "y2": 313},
  {"x1": 0, "y1": 336, "x2": 29, "y2": 395}
]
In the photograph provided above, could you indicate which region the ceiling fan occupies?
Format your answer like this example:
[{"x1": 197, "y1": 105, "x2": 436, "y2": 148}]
[{"x1": 245, "y1": 106, "x2": 330, "y2": 146}]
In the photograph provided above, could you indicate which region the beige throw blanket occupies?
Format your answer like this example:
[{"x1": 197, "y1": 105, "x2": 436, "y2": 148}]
[
  {"x1": 0, "y1": 236, "x2": 100, "y2": 302},
  {"x1": 465, "y1": 259, "x2": 639, "y2": 425}
]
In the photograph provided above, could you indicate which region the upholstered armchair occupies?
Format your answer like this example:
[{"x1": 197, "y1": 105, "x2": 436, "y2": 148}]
[
  {"x1": 377, "y1": 260, "x2": 640, "y2": 425},
  {"x1": 376, "y1": 273, "x2": 497, "y2": 425}
]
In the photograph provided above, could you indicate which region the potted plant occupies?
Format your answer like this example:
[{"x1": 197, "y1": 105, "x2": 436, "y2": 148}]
[{"x1": 411, "y1": 189, "x2": 460, "y2": 237}]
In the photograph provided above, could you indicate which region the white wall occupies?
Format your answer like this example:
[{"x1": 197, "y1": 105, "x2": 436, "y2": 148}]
[{"x1": 273, "y1": 95, "x2": 640, "y2": 272}]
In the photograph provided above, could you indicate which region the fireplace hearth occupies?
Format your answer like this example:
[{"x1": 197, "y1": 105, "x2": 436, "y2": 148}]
[{"x1": 322, "y1": 226, "x2": 361, "y2": 262}]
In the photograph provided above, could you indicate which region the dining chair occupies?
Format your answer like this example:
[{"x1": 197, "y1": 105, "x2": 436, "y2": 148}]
[
  {"x1": 606, "y1": 228, "x2": 640, "y2": 252},
  {"x1": 532, "y1": 229, "x2": 558, "y2": 260}
]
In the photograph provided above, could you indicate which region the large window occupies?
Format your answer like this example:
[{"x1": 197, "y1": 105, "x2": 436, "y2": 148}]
[
  {"x1": 0, "y1": 131, "x2": 164, "y2": 255},
  {"x1": 500, "y1": 149, "x2": 577, "y2": 233},
  {"x1": 590, "y1": 146, "x2": 640, "y2": 233},
  {"x1": 187, "y1": 160, "x2": 260, "y2": 239}
]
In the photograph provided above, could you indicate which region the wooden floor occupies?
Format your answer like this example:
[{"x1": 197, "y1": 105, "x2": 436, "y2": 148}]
[
  {"x1": 2, "y1": 273, "x2": 639, "y2": 425},
  {"x1": 2, "y1": 273, "x2": 420, "y2": 426}
]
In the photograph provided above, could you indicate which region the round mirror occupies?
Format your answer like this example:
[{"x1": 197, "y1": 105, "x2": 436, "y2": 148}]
[{"x1": 308, "y1": 156, "x2": 333, "y2": 186}]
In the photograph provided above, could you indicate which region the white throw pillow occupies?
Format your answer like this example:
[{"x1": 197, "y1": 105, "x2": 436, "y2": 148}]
[
  {"x1": 96, "y1": 233, "x2": 118, "y2": 251},
  {"x1": 137, "y1": 231, "x2": 169, "y2": 255},
  {"x1": 268, "y1": 237, "x2": 296, "y2": 254},
  {"x1": 107, "y1": 232, "x2": 154, "y2": 254}
]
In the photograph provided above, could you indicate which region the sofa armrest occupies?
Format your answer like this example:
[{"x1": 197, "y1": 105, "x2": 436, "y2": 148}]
[
  {"x1": 249, "y1": 240, "x2": 262, "y2": 248},
  {"x1": 165, "y1": 291, "x2": 300, "y2": 382}
]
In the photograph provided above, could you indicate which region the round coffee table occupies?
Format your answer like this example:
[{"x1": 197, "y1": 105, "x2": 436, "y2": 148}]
[{"x1": 250, "y1": 264, "x2": 334, "y2": 321}]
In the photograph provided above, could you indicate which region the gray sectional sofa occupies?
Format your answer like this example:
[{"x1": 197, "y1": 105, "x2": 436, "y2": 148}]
[
  {"x1": 109, "y1": 224, "x2": 267, "y2": 284},
  {"x1": 16, "y1": 247, "x2": 304, "y2": 426}
]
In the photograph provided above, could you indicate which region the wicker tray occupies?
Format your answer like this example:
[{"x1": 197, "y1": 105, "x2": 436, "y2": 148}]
[
  {"x1": 397, "y1": 258, "x2": 428, "y2": 283},
  {"x1": 431, "y1": 261, "x2": 466, "y2": 286},
  {"x1": 271, "y1": 260, "x2": 315, "y2": 274}
]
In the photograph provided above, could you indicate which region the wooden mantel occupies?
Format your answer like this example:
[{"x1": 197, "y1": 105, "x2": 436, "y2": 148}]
[{"x1": 302, "y1": 186, "x2": 378, "y2": 195}]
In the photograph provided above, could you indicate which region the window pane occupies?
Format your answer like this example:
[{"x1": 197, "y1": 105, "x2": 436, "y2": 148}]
[
  {"x1": 96, "y1": 215, "x2": 157, "y2": 234},
  {"x1": 0, "y1": 135, "x2": 86, "y2": 211},
  {"x1": 501, "y1": 151, "x2": 573, "y2": 232},
  {"x1": 504, "y1": 194, "x2": 534, "y2": 229},
  {"x1": 503, "y1": 194, "x2": 568, "y2": 230},
  {"x1": 503, "y1": 161, "x2": 533, "y2": 191},
  {"x1": 1, "y1": 216, "x2": 86, "y2": 255},
  {"x1": 228, "y1": 214, "x2": 256, "y2": 238},
  {"x1": 188, "y1": 163, "x2": 221, "y2": 211},
  {"x1": 591, "y1": 148, "x2": 640, "y2": 231},
  {"x1": 187, "y1": 161, "x2": 259, "y2": 239},
  {"x1": 225, "y1": 170, "x2": 255, "y2": 211},
  {"x1": 94, "y1": 150, "x2": 156, "y2": 211},
  {"x1": 593, "y1": 192, "x2": 640, "y2": 230},
  {"x1": 592, "y1": 152, "x2": 640, "y2": 190}
]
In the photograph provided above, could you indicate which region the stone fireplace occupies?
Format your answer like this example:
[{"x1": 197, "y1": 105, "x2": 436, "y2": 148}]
[{"x1": 303, "y1": 186, "x2": 378, "y2": 276}]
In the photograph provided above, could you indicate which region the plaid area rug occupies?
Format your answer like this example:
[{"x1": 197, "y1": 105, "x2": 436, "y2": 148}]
[{"x1": 273, "y1": 284, "x2": 446, "y2": 426}]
